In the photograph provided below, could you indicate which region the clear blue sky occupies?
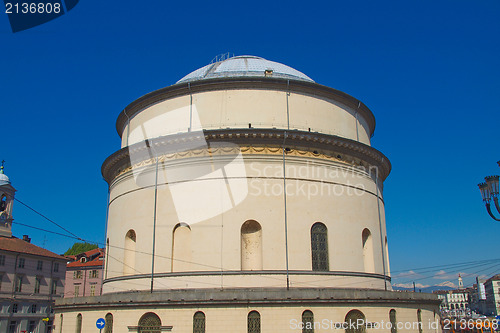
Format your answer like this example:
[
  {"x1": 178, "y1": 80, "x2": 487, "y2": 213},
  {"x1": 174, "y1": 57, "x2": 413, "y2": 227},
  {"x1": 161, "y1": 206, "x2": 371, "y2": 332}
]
[{"x1": 1, "y1": 0, "x2": 499, "y2": 288}]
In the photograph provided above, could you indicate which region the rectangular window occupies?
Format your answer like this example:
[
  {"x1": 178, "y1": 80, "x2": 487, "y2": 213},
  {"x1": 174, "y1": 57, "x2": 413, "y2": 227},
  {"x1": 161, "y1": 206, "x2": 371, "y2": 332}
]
[
  {"x1": 34, "y1": 276, "x2": 41, "y2": 294},
  {"x1": 90, "y1": 284, "x2": 96, "y2": 296},
  {"x1": 50, "y1": 279, "x2": 57, "y2": 294},
  {"x1": 74, "y1": 270, "x2": 83, "y2": 279},
  {"x1": 90, "y1": 270, "x2": 99, "y2": 278},
  {"x1": 53, "y1": 262, "x2": 59, "y2": 272},
  {"x1": 8, "y1": 321, "x2": 16, "y2": 333},
  {"x1": 28, "y1": 321, "x2": 36, "y2": 332},
  {"x1": 36, "y1": 260, "x2": 43, "y2": 271},
  {"x1": 0, "y1": 255, "x2": 5, "y2": 266},
  {"x1": 74, "y1": 284, "x2": 80, "y2": 297},
  {"x1": 12, "y1": 303, "x2": 18, "y2": 313},
  {"x1": 30, "y1": 304, "x2": 37, "y2": 313},
  {"x1": 18, "y1": 257, "x2": 25, "y2": 268},
  {"x1": 0, "y1": 274, "x2": 3, "y2": 291},
  {"x1": 14, "y1": 274, "x2": 22, "y2": 292}
]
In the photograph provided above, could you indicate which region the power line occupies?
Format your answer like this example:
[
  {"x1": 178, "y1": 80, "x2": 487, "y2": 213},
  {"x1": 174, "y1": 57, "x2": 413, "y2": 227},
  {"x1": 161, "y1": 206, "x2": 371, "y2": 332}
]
[
  {"x1": 13, "y1": 221, "x2": 81, "y2": 241},
  {"x1": 391, "y1": 258, "x2": 500, "y2": 274},
  {"x1": 14, "y1": 217, "x2": 500, "y2": 289},
  {"x1": 14, "y1": 198, "x2": 82, "y2": 240},
  {"x1": 13, "y1": 211, "x2": 285, "y2": 280},
  {"x1": 396, "y1": 260, "x2": 500, "y2": 286},
  {"x1": 13, "y1": 198, "x2": 500, "y2": 290}
]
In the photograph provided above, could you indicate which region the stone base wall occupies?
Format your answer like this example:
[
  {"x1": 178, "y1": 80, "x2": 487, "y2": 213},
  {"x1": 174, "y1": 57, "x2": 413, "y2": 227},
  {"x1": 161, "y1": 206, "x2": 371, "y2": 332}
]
[{"x1": 55, "y1": 288, "x2": 442, "y2": 333}]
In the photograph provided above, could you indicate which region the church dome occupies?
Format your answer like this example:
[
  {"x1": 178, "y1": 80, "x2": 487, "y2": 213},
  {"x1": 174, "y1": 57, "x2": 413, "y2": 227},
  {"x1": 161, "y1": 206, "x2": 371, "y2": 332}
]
[
  {"x1": 0, "y1": 167, "x2": 9, "y2": 186},
  {"x1": 177, "y1": 55, "x2": 314, "y2": 84}
]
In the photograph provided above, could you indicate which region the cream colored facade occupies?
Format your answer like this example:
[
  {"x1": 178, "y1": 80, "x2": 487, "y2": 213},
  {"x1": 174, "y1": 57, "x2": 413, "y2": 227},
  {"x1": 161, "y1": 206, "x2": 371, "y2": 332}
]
[
  {"x1": 121, "y1": 89, "x2": 372, "y2": 148},
  {"x1": 56, "y1": 290, "x2": 441, "y2": 333},
  {"x1": 55, "y1": 56, "x2": 440, "y2": 333}
]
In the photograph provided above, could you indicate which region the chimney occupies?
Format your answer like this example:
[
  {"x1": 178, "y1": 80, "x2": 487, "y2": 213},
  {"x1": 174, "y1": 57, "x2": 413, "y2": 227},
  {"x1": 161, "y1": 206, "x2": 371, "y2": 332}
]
[{"x1": 22, "y1": 235, "x2": 31, "y2": 243}]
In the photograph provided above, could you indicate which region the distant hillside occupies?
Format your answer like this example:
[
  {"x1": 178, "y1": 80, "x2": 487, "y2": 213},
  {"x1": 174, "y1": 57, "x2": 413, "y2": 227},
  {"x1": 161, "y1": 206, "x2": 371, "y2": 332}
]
[{"x1": 393, "y1": 285, "x2": 454, "y2": 293}]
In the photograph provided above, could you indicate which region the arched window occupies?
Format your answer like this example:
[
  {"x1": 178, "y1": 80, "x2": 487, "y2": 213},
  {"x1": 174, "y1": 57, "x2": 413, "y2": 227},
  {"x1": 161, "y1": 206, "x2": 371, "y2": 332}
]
[
  {"x1": 193, "y1": 311, "x2": 205, "y2": 333},
  {"x1": 344, "y1": 310, "x2": 366, "y2": 333},
  {"x1": 138, "y1": 312, "x2": 161, "y2": 333},
  {"x1": 311, "y1": 223, "x2": 329, "y2": 271},
  {"x1": 0, "y1": 195, "x2": 7, "y2": 212},
  {"x1": 248, "y1": 310, "x2": 261, "y2": 333},
  {"x1": 123, "y1": 230, "x2": 136, "y2": 275},
  {"x1": 361, "y1": 228, "x2": 374, "y2": 273},
  {"x1": 385, "y1": 237, "x2": 391, "y2": 276},
  {"x1": 417, "y1": 309, "x2": 423, "y2": 333},
  {"x1": 76, "y1": 313, "x2": 82, "y2": 333},
  {"x1": 104, "y1": 313, "x2": 113, "y2": 333},
  {"x1": 172, "y1": 223, "x2": 191, "y2": 272},
  {"x1": 241, "y1": 220, "x2": 262, "y2": 270},
  {"x1": 389, "y1": 309, "x2": 397, "y2": 333},
  {"x1": 302, "y1": 310, "x2": 314, "y2": 333}
]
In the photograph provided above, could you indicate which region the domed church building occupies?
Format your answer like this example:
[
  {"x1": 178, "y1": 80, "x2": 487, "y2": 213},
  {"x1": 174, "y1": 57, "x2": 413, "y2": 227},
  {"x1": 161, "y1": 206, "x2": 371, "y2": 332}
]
[{"x1": 55, "y1": 55, "x2": 441, "y2": 332}]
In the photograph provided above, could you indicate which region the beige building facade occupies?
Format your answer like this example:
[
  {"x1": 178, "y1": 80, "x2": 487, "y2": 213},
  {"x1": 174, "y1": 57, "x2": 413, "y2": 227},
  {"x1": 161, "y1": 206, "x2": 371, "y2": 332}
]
[
  {"x1": 0, "y1": 166, "x2": 67, "y2": 333},
  {"x1": 55, "y1": 55, "x2": 441, "y2": 332},
  {"x1": 484, "y1": 275, "x2": 500, "y2": 316}
]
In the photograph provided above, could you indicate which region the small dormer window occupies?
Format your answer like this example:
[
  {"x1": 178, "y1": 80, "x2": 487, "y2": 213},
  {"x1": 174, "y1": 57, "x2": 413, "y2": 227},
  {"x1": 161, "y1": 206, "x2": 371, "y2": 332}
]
[
  {"x1": 80, "y1": 257, "x2": 87, "y2": 263},
  {"x1": 264, "y1": 69, "x2": 273, "y2": 77}
]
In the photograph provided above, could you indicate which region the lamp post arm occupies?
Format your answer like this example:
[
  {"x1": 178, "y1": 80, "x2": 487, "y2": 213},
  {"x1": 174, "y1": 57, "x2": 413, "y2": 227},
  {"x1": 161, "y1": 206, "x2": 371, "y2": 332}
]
[
  {"x1": 486, "y1": 202, "x2": 500, "y2": 221},
  {"x1": 494, "y1": 197, "x2": 500, "y2": 214}
]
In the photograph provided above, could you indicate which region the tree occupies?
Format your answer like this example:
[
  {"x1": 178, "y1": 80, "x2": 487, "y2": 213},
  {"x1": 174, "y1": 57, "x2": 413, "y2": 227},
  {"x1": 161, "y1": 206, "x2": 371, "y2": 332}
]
[{"x1": 64, "y1": 242, "x2": 98, "y2": 256}]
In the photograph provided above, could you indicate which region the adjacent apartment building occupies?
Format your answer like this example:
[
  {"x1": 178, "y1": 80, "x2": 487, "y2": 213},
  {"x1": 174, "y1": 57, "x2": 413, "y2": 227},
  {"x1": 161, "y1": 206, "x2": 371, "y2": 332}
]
[
  {"x1": 484, "y1": 274, "x2": 500, "y2": 316},
  {"x1": 435, "y1": 289, "x2": 470, "y2": 313},
  {"x1": 64, "y1": 248, "x2": 104, "y2": 298},
  {"x1": 0, "y1": 165, "x2": 67, "y2": 333},
  {"x1": 470, "y1": 277, "x2": 488, "y2": 315}
]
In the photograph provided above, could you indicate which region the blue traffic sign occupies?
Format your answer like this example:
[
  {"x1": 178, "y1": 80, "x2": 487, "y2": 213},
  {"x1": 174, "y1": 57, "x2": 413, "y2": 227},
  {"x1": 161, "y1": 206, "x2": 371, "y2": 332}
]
[{"x1": 96, "y1": 318, "x2": 105, "y2": 329}]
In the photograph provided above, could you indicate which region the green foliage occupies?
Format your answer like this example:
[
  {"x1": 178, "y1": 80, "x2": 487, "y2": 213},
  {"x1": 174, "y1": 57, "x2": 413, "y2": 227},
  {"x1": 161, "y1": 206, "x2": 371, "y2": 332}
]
[{"x1": 63, "y1": 242, "x2": 98, "y2": 256}]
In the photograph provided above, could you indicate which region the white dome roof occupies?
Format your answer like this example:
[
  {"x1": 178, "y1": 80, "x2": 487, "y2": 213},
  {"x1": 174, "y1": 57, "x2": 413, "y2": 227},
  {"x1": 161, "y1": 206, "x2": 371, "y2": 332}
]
[
  {"x1": 177, "y1": 55, "x2": 314, "y2": 84},
  {"x1": 0, "y1": 172, "x2": 10, "y2": 186}
]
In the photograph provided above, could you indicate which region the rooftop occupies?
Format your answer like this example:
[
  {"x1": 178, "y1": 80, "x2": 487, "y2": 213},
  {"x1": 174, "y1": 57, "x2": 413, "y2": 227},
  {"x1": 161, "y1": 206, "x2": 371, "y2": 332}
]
[
  {"x1": 0, "y1": 236, "x2": 66, "y2": 260},
  {"x1": 486, "y1": 274, "x2": 500, "y2": 283},
  {"x1": 67, "y1": 247, "x2": 104, "y2": 268},
  {"x1": 177, "y1": 55, "x2": 314, "y2": 84}
]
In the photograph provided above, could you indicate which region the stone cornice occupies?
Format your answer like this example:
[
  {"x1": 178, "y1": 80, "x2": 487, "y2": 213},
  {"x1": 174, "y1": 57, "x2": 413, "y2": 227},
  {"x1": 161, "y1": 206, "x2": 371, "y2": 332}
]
[
  {"x1": 115, "y1": 77, "x2": 376, "y2": 138},
  {"x1": 55, "y1": 288, "x2": 440, "y2": 311},
  {"x1": 101, "y1": 129, "x2": 391, "y2": 185},
  {"x1": 102, "y1": 269, "x2": 391, "y2": 284}
]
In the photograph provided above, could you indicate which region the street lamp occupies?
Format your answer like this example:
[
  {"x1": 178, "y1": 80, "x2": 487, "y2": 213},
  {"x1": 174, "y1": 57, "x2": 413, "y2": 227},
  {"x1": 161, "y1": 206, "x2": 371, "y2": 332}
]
[{"x1": 478, "y1": 161, "x2": 500, "y2": 221}]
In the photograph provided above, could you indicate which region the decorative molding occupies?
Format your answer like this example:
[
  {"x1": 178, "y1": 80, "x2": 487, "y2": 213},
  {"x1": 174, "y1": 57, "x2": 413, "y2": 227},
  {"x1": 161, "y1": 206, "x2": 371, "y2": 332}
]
[
  {"x1": 101, "y1": 129, "x2": 391, "y2": 185},
  {"x1": 55, "y1": 287, "x2": 441, "y2": 312},
  {"x1": 103, "y1": 269, "x2": 391, "y2": 284},
  {"x1": 128, "y1": 326, "x2": 172, "y2": 332}
]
